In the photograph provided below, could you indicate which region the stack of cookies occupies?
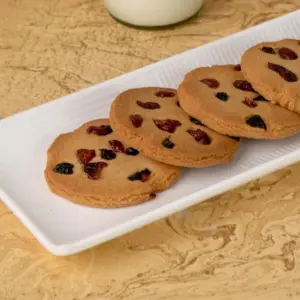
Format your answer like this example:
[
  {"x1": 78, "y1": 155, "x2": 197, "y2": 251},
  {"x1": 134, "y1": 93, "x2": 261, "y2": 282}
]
[{"x1": 45, "y1": 39, "x2": 300, "y2": 208}]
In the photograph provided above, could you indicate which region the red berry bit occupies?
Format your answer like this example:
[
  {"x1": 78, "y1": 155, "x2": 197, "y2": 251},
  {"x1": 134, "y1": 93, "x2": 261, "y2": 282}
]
[
  {"x1": 200, "y1": 78, "x2": 220, "y2": 89},
  {"x1": 84, "y1": 162, "x2": 107, "y2": 180},
  {"x1": 233, "y1": 80, "x2": 256, "y2": 92},
  {"x1": 77, "y1": 149, "x2": 96, "y2": 164},
  {"x1": 187, "y1": 129, "x2": 211, "y2": 145},
  {"x1": 278, "y1": 47, "x2": 298, "y2": 60},
  {"x1": 242, "y1": 97, "x2": 258, "y2": 108},
  {"x1": 136, "y1": 100, "x2": 160, "y2": 110},
  {"x1": 153, "y1": 119, "x2": 182, "y2": 133},
  {"x1": 109, "y1": 140, "x2": 125, "y2": 153},
  {"x1": 130, "y1": 114, "x2": 143, "y2": 128},
  {"x1": 234, "y1": 64, "x2": 241, "y2": 71},
  {"x1": 128, "y1": 168, "x2": 151, "y2": 182},
  {"x1": 268, "y1": 63, "x2": 298, "y2": 82},
  {"x1": 155, "y1": 91, "x2": 176, "y2": 98},
  {"x1": 261, "y1": 46, "x2": 276, "y2": 54},
  {"x1": 87, "y1": 125, "x2": 112, "y2": 136}
]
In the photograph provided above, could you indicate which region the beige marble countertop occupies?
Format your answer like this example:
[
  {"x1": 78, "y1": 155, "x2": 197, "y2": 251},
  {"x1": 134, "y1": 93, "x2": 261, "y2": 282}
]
[{"x1": 1, "y1": 1, "x2": 300, "y2": 299}]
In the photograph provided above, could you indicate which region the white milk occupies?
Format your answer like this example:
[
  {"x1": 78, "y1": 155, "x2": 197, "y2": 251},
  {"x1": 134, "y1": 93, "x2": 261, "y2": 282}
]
[{"x1": 104, "y1": 0, "x2": 204, "y2": 27}]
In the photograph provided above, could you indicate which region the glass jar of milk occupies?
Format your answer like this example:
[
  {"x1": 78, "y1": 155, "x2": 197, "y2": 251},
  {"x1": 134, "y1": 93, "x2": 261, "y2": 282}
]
[{"x1": 104, "y1": 0, "x2": 204, "y2": 27}]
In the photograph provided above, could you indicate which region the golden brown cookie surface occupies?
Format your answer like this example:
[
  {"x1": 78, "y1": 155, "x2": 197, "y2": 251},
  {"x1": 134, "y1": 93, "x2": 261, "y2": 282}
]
[
  {"x1": 109, "y1": 87, "x2": 239, "y2": 167},
  {"x1": 178, "y1": 65, "x2": 300, "y2": 139},
  {"x1": 241, "y1": 39, "x2": 300, "y2": 114},
  {"x1": 45, "y1": 119, "x2": 180, "y2": 208}
]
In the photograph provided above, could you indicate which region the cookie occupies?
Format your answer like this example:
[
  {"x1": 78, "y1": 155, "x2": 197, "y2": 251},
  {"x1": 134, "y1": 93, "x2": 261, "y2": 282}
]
[
  {"x1": 109, "y1": 87, "x2": 239, "y2": 168},
  {"x1": 177, "y1": 65, "x2": 300, "y2": 139},
  {"x1": 241, "y1": 39, "x2": 300, "y2": 113},
  {"x1": 45, "y1": 119, "x2": 180, "y2": 208}
]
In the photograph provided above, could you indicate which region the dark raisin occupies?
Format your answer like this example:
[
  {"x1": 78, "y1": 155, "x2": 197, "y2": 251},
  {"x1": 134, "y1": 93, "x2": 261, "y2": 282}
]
[
  {"x1": 229, "y1": 136, "x2": 240, "y2": 141},
  {"x1": 155, "y1": 91, "x2": 176, "y2": 98},
  {"x1": 246, "y1": 115, "x2": 267, "y2": 130},
  {"x1": 216, "y1": 92, "x2": 229, "y2": 101},
  {"x1": 233, "y1": 80, "x2": 256, "y2": 92},
  {"x1": 150, "y1": 193, "x2": 156, "y2": 199},
  {"x1": 278, "y1": 47, "x2": 298, "y2": 60},
  {"x1": 77, "y1": 149, "x2": 96, "y2": 164},
  {"x1": 253, "y1": 95, "x2": 269, "y2": 102},
  {"x1": 100, "y1": 149, "x2": 116, "y2": 160},
  {"x1": 125, "y1": 147, "x2": 139, "y2": 156},
  {"x1": 162, "y1": 137, "x2": 175, "y2": 149},
  {"x1": 109, "y1": 140, "x2": 125, "y2": 153},
  {"x1": 176, "y1": 101, "x2": 181, "y2": 107},
  {"x1": 200, "y1": 78, "x2": 220, "y2": 89},
  {"x1": 189, "y1": 116, "x2": 205, "y2": 126},
  {"x1": 242, "y1": 97, "x2": 258, "y2": 108},
  {"x1": 53, "y1": 163, "x2": 74, "y2": 175},
  {"x1": 153, "y1": 119, "x2": 182, "y2": 133},
  {"x1": 128, "y1": 168, "x2": 151, "y2": 182},
  {"x1": 187, "y1": 129, "x2": 211, "y2": 145},
  {"x1": 84, "y1": 162, "x2": 107, "y2": 180},
  {"x1": 87, "y1": 125, "x2": 112, "y2": 136},
  {"x1": 137, "y1": 100, "x2": 160, "y2": 110},
  {"x1": 234, "y1": 64, "x2": 241, "y2": 71},
  {"x1": 130, "y1": 114, "x2": 143, "y2": 128},
  {"x1": 261, "y1": 46, "x2": 276, "y2": 54},
  {"x1": 268, "y1": 62, "x2": 298, "y2": 82}
]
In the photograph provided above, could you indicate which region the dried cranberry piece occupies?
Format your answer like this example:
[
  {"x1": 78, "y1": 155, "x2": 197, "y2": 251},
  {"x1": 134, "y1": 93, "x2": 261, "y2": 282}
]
[
  {"x1": 100, "y1": 149, "x2": 116, "y2": 160},
  {"x1": 278, "y1": 47, "x2": 298, "y2": 60},
  {"x1": 84, "y1": 162, "x2": 107, "y2": 180},
  {"x1": 128, "y1": 168, "x2": 151, "y2": 182},
  {"x1": 136, "y1": 100, "x2": 160, "y2": 110},
  {"x1": 125, "y1": 147, "x2": 139, "y2": 156},
  {"x1": 77, "y1": 149, "x2": 96, "y2": 165},
  {"x1": 200, "y1": 78, "x2": 220, "y2": 89},
  {"x1": 189, "y1": 116, "x2": 205, "y2": 126},
  {"x1": 253, "y1": 95, "x2": 269, "y2": 102},
  {"x1": 153, "y1": 119, "x2": 182, "y2": 133},
  {"x1": 130, "y1": 114, "x2": 143, "y2": 128},
  {"x1": 261, "y1": 46, "x2": 276, "y2": 54},
  {"x1": 216, "y1": 92, "x2": 229, "y2": 101},
  {"x1": 53, "y1": 163, "x2": 74, "y2": 175},
  {"x1": 109, "y1": 140, "x2": 125, "y2": 153},
  {"x1": 229, "y1": 136, "x2": 240, "y2": 141},
  {"x1": 87, "y1": 125, "x2": 112, "y2": 136},
  {"x1": 242, "y1": 97, "x2": 258, "y2": 108},
  {"x1": 233, "y1": 80, "x2": 256, "y2": 92},
  {"x1": 268, "y1": 63, "x2": 298, "y2": 82},
  {"x1": 162, "y1": 137, "x2": 175, "y2": 149},
  {"x1": 246, "y1": 115, "x2": 267, "y2": 130},
  {"x1": 155, "y1": 91, "x2": 176, "y2": 98},
  {"x1": 187, "y1": 129, "x2": 211, "y2": 145},
  {"x1": 234, "y1": 64, "x2": 242, "y2": 71}
]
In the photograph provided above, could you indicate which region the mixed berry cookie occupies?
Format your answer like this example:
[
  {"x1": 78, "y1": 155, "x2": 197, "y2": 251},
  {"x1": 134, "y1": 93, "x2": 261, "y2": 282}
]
[
  {"x1": 109, "y1": 87, "x2": 239, "y2": 167},
  {"x1": 241, "y1": 39, "x2": 300, "y2": 113},
  {"x1": 178, "y1": 65, "x2": 300, "y2": 139},
  {"x1": 45, "y1": 119, "x2": 180, "y2": 208}
]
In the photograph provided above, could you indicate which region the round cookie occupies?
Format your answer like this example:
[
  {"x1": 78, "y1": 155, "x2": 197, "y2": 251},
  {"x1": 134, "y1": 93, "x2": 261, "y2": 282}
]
[
  {"x1": 178, "y1": 64, "x2": 300, "y2": 139},
  {"x1": 109, "y1": 87, "x2": 240, "y2": 168},
  {"x1": 45, "y1": 119, "x2": 180, "y2": 208},
  {"x1": 241, "y1": 39, "x2": 300, "y2": 113}
]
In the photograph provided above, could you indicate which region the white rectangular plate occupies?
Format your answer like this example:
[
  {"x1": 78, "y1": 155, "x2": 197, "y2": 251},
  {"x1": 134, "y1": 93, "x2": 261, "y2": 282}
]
[{"x1": 1, "y1": 11, "x2": 300, "y2": 256}]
